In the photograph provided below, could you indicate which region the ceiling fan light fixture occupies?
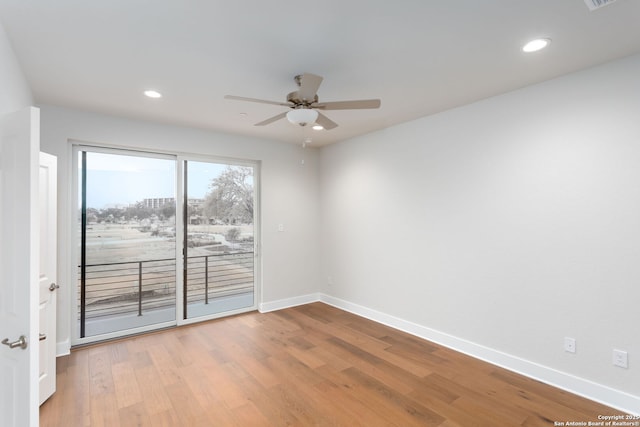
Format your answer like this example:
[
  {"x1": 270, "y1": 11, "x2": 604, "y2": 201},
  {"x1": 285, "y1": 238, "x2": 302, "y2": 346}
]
[{"x1": 286, "y1": 108, "x2": 318, "y2": 126}]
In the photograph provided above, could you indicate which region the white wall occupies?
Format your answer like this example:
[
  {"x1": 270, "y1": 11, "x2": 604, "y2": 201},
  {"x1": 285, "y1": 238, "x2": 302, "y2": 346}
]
[
  {"x1": 0, "y1": 20, "x2": 32, "y2": 114},
  {"x1": 320, "y1": 53, "x2": 640, "y2": 411},
  {"x1": 39, "y1": 105, "x2": 321, "y2": 352}
]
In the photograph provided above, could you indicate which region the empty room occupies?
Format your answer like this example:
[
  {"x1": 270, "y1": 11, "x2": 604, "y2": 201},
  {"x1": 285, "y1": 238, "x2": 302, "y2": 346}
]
[{"x1": 1, "y1": 1, "x2": 639, "y2": 426}]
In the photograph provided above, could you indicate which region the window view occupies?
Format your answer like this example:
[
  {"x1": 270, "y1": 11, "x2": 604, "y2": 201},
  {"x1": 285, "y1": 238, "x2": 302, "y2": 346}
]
[
  {"x1": 76, "y1": 149, "x2": 257, "y2": 341},
  {"x1": 183, "y1": 161, "x2": 255, "y2": 319},
  {"x1": 78, "y1": 151, "x2": 176, "y2": 338}
]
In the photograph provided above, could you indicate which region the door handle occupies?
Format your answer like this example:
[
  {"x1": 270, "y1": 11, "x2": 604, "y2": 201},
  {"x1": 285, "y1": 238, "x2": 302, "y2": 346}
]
[
  {"x1": 49, "y1": 283, "x2": 59, "y2": 292},
  {"x1": 1, "y1": 335, "x2": 28, "y2": 350},
  {"x1": 39, "y1": 333, "x2": 47, "y2": 341}
]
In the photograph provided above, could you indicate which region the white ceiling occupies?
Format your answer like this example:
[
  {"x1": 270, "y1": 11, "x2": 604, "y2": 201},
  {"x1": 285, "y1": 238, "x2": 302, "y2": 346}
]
[{"x1": 1, "y1": 0, "x2": 640, "y2": 147}]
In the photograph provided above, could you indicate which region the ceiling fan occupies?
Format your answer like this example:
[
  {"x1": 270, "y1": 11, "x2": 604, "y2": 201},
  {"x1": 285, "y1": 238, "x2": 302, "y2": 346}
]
[{"x1": 224, "y1": 73, "x2": 381, "y2": 130}]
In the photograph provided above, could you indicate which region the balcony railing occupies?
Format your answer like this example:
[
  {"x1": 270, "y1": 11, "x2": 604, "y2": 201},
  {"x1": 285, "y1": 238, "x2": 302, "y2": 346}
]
[
  {"x1": 184, "y1": 252, "x2": 254, "y2": 305},
  {"x1": 78, "y1": 251, "x2": 254, "y2": 334}
]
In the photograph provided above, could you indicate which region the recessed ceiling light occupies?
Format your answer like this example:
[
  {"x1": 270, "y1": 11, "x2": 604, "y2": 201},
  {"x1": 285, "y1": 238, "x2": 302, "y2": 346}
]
[
  {"x1": 522, "y1": 38, "x2": 551, "y2": 53},
  {"x1": 144, "y1": 90, "x2": 162, "y2": 98},
  {"x1": 239, "y1": 113, "x2": 248, "y2": 118},
  {"x1": 312, "y1": 124, "x2": 324, "y2": 131}
]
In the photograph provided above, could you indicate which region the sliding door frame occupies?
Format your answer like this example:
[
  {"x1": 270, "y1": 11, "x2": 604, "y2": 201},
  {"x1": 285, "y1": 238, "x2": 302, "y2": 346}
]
[{"x1": 70, "y1": 143, "x2": 261, "y2": 346}]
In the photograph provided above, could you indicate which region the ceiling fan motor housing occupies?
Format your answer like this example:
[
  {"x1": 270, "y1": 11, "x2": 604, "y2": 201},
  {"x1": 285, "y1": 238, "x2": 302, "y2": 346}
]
[{"x1": 287, "y1": 91, "x2": 318, "y2": 107}]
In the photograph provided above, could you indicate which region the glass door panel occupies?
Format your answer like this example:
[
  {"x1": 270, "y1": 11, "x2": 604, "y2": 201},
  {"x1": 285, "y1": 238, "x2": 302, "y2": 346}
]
[
  {"x1": 183, "y1": 161, "x2": 255, "y2": 319},
  {"x1": 77, "y1": 150, "x2": 176, "y2": 338}
]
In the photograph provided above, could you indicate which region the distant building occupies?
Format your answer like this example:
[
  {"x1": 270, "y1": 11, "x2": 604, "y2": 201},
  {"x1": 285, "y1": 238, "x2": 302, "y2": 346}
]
[
  {"x1": 188, "y1": 198, "x2": 204, "y2": 208},
  {"x1": 142, "y1": 197, "x2": 204, "y2": 209},
  {"x1": 143, "y1": 197, "x2": 175, "y2": 209}
]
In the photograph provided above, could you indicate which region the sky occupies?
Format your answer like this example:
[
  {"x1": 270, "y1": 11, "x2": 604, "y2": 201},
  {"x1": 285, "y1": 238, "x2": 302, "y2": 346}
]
[{"x1": 81, "y1": 152, "x2": 234, "y2": 209}]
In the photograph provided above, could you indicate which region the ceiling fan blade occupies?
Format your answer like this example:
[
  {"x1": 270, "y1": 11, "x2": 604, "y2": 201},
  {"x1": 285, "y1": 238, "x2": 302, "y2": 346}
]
[
  {"x1": 297, "y1": 73, "x2": 324, "y2": 103},
  {"x1": 315, "y1": 99, "x2": 381, "y2": 110},
  {"x1": 315, "y1": 112, "x2": 338, "y2": 130},
  {"x1": 225, "y1": 95, "x2": 291, "y2": 107},
  {"x1": 254, "y1": 111, "x2": 288, "y2": 126}
]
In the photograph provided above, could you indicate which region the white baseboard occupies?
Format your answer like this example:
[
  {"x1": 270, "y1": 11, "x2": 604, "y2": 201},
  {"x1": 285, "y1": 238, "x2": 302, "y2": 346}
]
[
  {"x1": 317, "y1": 293, "x2": 640, "y2": 415},
  {"x1": 259, "y1": 292, "x2": 321, "y2": 313},
  {"x1": 56, "y1": 338, "x2": 71, "y2": 357}
]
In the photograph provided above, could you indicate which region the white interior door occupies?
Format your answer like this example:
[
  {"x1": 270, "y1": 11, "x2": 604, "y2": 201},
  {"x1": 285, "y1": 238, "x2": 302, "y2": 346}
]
[
  {"x1": 39, "y1": 152, "x2": 57, "y2": 405},
  {"x1": 0, "y1": 107, "x2": 40, "y2": 427}
]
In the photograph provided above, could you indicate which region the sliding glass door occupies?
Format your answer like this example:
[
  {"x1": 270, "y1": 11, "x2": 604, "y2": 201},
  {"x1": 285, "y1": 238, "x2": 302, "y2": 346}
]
[
  {"x1": 76, "y1": 149, "x2": 177, "y2": 338},
  {"x1": 183, "y1": 160, "x2": 256, "y2": 319},
  {"x1": 74, "y1": 146, "x2": 258, "y2": 343}
]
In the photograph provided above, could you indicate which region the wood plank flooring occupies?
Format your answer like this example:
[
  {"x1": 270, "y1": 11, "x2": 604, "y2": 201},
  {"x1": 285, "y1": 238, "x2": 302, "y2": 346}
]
[{"x1": 40, "y1": 303, "x2": 622, "y2": 426}]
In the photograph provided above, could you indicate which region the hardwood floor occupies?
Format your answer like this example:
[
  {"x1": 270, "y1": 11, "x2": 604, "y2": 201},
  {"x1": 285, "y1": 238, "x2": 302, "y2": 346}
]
[{"x1": 40, "y1": 303, "x2": 620, "y2": 426}]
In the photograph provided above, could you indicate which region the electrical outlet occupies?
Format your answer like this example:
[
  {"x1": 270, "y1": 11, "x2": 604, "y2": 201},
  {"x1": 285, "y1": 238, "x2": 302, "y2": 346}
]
[
  {"x1": 613, "y1": 349, "x2": 628, "y2": 368},
  {"x1": 278, "y1": 223, "x2": 284, "y2": 232},
  {"x1": 327, "y1": 276, "x2": 333, "y2": 286},
  {"x1": 564, "y1": 337, "x2": 576, "y2": 353}
]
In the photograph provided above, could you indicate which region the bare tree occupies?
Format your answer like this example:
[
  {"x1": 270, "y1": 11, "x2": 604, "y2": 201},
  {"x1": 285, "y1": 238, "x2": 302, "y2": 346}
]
[{"x1": 203, "y1": 166, "x2": 253, "y2": 224}]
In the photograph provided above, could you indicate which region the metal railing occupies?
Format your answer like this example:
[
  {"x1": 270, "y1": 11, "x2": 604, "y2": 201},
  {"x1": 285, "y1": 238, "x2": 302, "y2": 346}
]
[
  {"x1": 78, "y1": 251, "x2": 254, "y2": 325},
  {"x1": 184, "y1": 252, "x2": 254, "y2": 305}
]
